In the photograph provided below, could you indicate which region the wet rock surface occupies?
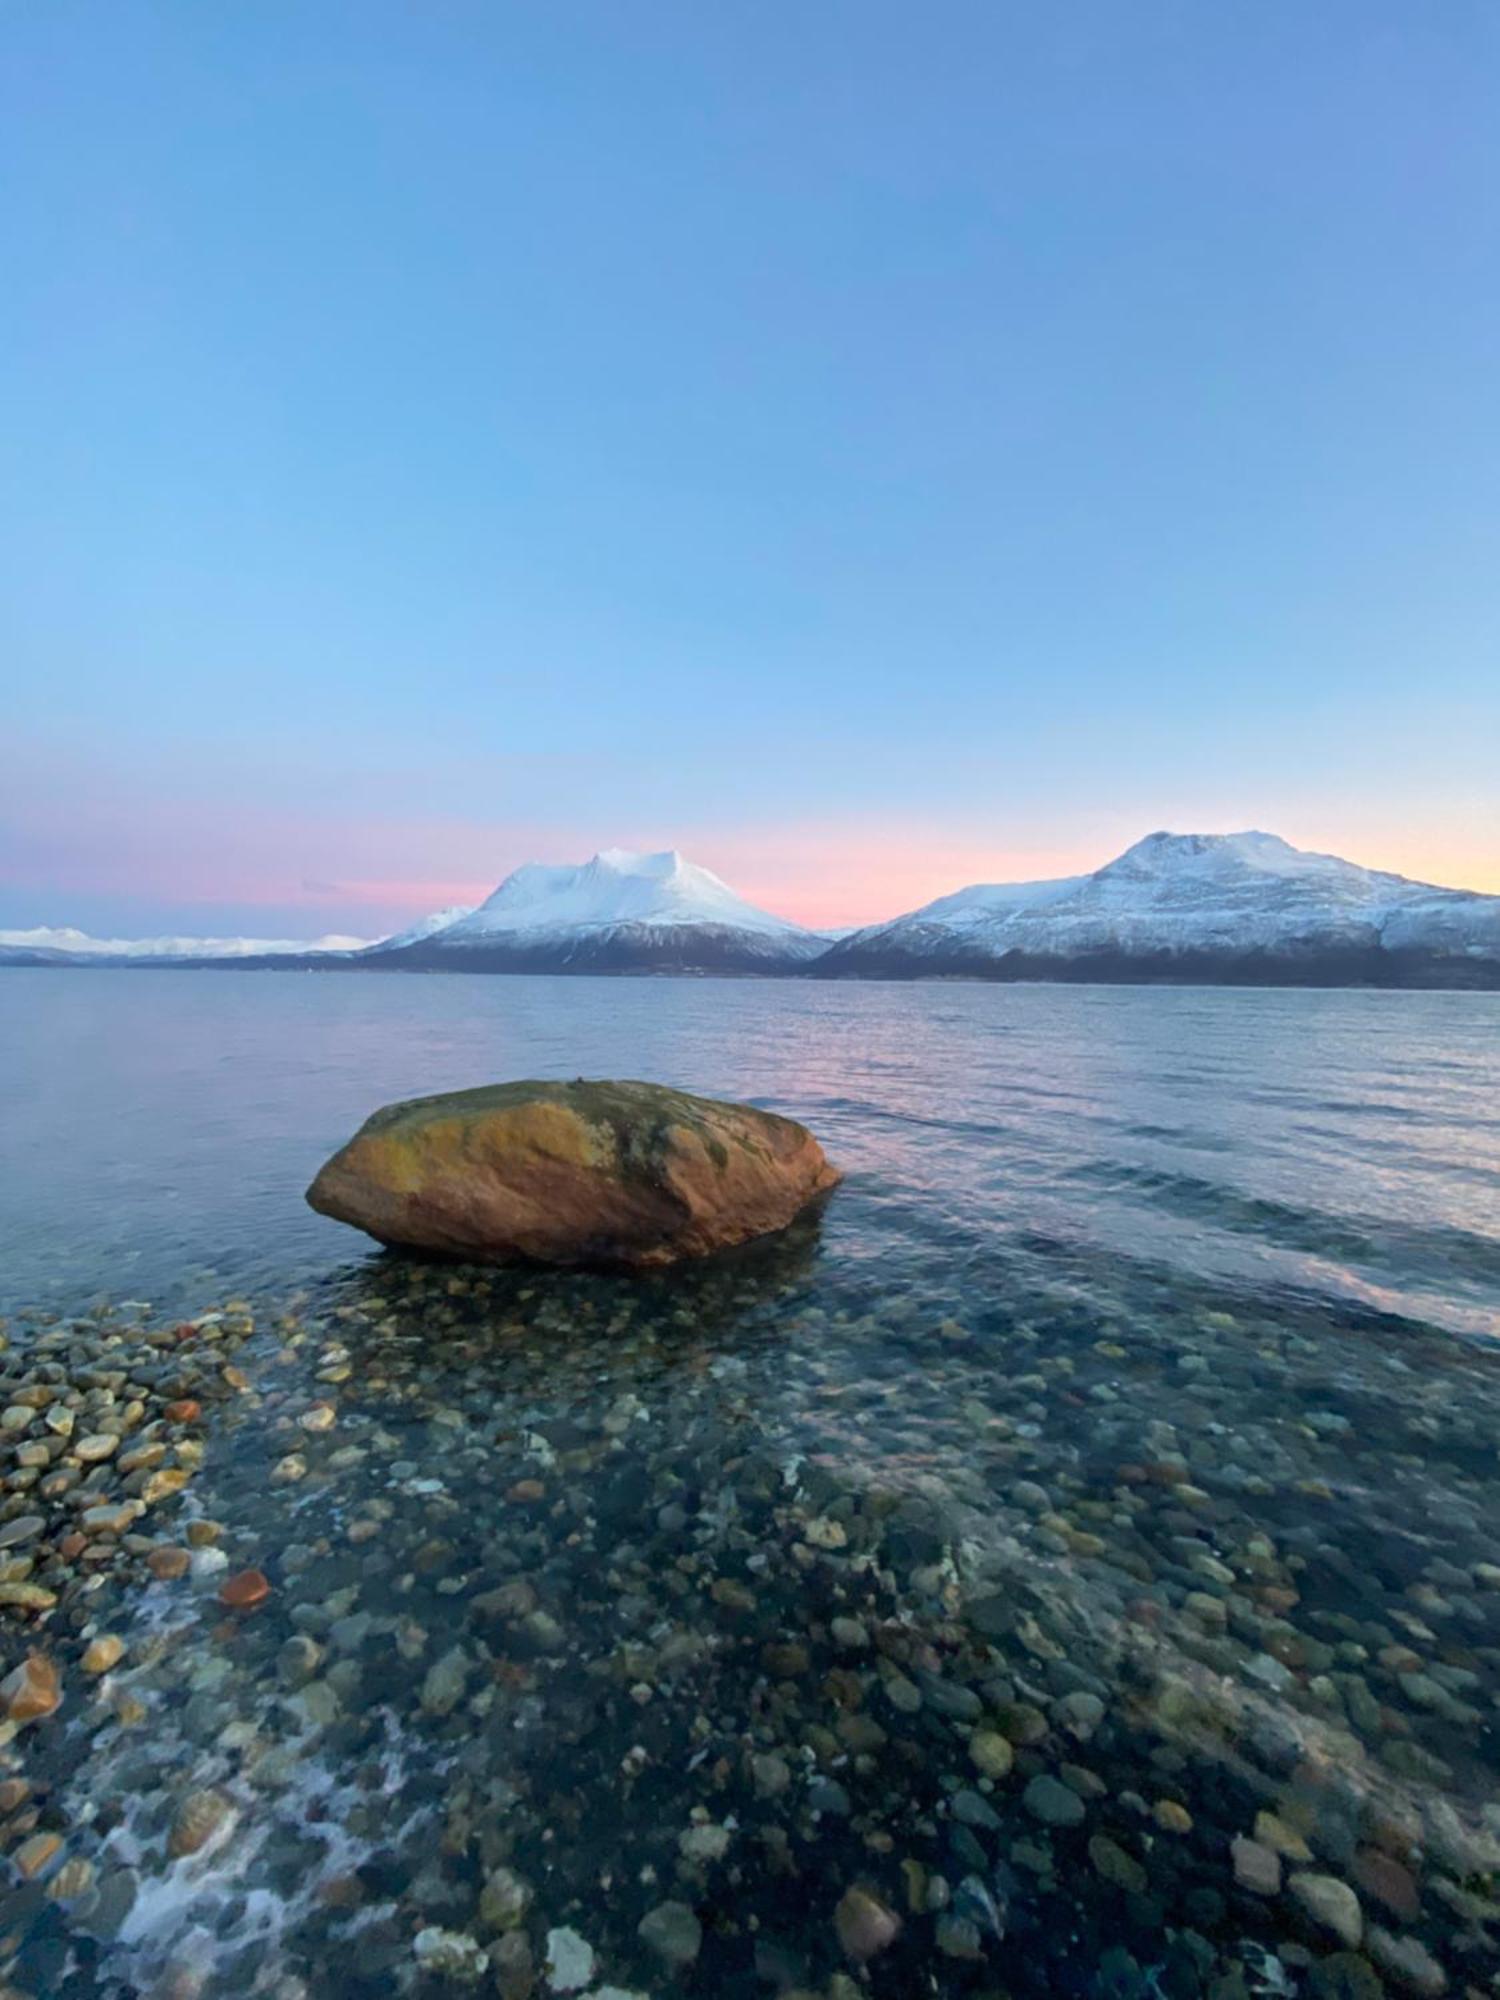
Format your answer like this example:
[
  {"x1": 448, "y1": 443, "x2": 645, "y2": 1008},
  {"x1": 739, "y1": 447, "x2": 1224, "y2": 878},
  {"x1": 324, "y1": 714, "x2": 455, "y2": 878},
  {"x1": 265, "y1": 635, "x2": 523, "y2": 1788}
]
[
  {"x1": 306, "y1": 1078, "x2": 842, "y2": 1270},
  {"x1": 2, "y1": 1232, "x2": 1500, "y2": 1997}
]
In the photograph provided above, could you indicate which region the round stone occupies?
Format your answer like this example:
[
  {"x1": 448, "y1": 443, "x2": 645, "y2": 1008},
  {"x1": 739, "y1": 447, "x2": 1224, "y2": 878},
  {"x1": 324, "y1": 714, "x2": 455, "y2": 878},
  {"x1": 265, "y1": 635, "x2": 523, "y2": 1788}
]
[
  {"x1": 1089, "y1": 1835, "x2": 1148, "y2": 1895},
  {"x1": 412, "y1": 1928, "x2": 488, "y2": 1984},
  {"x1": 82, "y1": 1635, "x2": 126, "y2": 1676},
  {"x1": 169, "y1": 1787, "x2": 235, "y2": 1858},
  {"x1": 543, "y1": 1926, "x2": 596, "y2": 1992},
  {"x1": 834, "y1": 1885, "x2": 901, "y2": 1960},
  {"x1": 1232, "y1": 1835, "x2": 1282, "y2": 1896},
  {"x1": 1290, "y1": 1872, "x2": 1362, "y2": 1948},
  {"x1": 479, "y1": 1867, "x2": 533, "y2": 1933},
  {"x1": 13, "y1": 1832, "x2": 63, "y2": 1880},
  {"x1": 637, "y1": 1901, "x2": 702, "y2": 1968},
  {"x1": 1, "y1": 1652, "x2": 61, "y2": 1724},
  {"x1": 220, "y1": 1568, "x2": 272, "y2": 1611},
  {"x1": 1023, "y1": 1774, "x2": 1086, "y2": 1828}
]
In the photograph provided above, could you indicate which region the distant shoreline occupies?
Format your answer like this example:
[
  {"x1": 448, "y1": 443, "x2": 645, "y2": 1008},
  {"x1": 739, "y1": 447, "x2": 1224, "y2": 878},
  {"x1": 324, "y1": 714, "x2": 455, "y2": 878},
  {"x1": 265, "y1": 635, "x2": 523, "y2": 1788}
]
[{"x1": 4, "y1": 953, "x2": 1498, "y2": 990}]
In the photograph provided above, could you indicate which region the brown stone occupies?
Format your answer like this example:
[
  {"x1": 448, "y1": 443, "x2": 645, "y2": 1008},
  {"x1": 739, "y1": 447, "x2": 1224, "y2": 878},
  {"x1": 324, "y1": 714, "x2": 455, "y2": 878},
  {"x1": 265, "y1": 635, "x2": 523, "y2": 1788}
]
[
  {"x1": 142, "y1": 1467, "x2": 191, "y2": 1504},
  {"x1": 219, "y1": 1569, "x2": 272, "y2": 1611},
  {"x1": 834, "y1": 1885, "x2": 901, "y2": 1960},
  {"x1": 147, "y1": 1545, "x2": 191, "y2": 1581},
  {"x1": 169, "y1": 1787, "x2": 235, "y2": 1857},
  {"x1": 318, "y1": 1873, "x2": 365, "y2": 1909},
  {"x1": 117, "y1": 1444, "x2": 166, "y2": 1474},
  {"x1": 12, "y1": 1831, "x2": 62, "y2": 1879},
  {"x1": 47, "y1": 1856, "x2": 95, "y2": 1901},
  {"x1": 306, "y1": 1078, "x2": 841, "y2": 1271},
  {"x1": 82, "y1": 1635, "x2": 126, "y2": 1677},
  {"x1": 164, "y1": 1400, "x2": 201, "y2": 1423},
  {"x1": 0, "y1": 1582, "x2": 58, "y2": 1611},
  {"x1": 1352, "y1": 1848, "x2": 1420, "y2": 1922},
  {"x1": 0, "y1": 1654, "x2": 61, "y2": 1725}
]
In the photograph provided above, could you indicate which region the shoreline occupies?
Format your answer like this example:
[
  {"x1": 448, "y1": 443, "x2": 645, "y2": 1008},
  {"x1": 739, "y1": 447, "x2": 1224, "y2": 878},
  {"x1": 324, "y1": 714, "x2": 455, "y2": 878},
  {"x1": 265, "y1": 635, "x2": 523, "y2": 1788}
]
[{"x1": 2, "y1": 1256, "x2": 1498, "y2": 1995}]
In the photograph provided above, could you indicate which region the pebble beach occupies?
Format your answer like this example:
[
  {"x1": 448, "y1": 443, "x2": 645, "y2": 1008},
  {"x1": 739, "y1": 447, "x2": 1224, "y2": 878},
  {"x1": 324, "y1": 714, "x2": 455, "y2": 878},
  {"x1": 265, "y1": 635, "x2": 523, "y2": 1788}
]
[{"x1": 4, "y1": 1232, "x2": 1500, "y2": 1999}]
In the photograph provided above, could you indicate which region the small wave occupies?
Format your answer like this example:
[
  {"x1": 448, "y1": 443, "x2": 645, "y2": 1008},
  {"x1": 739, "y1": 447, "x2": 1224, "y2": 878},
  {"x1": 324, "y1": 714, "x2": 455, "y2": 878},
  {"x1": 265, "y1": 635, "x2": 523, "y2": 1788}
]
[{"x1": 1062, "y1": 1160, "x2": 1500, "y2": 1288}]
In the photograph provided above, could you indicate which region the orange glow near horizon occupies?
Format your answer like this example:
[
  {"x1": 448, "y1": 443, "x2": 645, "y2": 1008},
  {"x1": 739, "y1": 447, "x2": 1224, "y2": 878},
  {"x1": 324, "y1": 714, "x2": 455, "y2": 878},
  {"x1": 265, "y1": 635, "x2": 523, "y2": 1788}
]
[
  {"x1": 273, "y1": 823, "x2": 1500, "y2": 935},
  {"x1": 11, "y1": 792, "x2": 1494, "y2": 938},
  {"x1": 717, "y1": 833, "x2": 1093, "y2": 930}
]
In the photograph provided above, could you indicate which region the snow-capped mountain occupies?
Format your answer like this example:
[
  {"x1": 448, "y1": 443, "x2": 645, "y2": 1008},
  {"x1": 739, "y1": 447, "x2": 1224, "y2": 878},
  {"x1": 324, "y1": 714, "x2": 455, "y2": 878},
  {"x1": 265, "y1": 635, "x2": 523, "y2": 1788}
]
[
  {"x1": 7, "y1": 833, "x2": 1495, "y2": 985},
  {"x1": 372, "y1": 849, "x2": 825, "y2": 973},
  {"x1": 815, "y1": 832, "x2": 1500, "y2": 986},
  {"x1": 0, "y1": 924, "x2": 378, "y2": 966}
]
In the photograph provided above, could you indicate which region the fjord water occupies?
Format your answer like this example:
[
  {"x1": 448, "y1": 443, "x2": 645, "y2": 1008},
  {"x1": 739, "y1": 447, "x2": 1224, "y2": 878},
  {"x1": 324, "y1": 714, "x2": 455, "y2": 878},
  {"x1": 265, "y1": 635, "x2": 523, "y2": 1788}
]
[
  {"x1": 3, "y1": 971, "x2": 1498, "y2": 1334},
  {"x1": 3, "y1": 969, "x2": 1500, "y2": 1999}
]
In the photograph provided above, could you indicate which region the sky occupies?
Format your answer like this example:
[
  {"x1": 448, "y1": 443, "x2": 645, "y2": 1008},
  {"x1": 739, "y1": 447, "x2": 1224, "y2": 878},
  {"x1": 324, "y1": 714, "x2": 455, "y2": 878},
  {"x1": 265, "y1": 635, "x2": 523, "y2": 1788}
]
[{"x1": 3, "y1": 2, "x2": 1498, "y2": 936}]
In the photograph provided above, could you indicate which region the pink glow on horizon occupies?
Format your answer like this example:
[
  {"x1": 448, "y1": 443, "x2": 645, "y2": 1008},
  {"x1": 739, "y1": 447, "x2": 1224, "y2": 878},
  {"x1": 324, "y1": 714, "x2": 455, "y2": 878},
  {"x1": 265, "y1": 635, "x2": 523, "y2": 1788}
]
[
  {"x1": 200, "y1": 838, "x2": 1078, "y2": 933},
  {"x1": 693, "y1": 829, "x2": 1098, "y2": 930},
  {"x1": 6, "y1": 747, "x2": 1497, "y2": 934},
  {"x1": 358, "y1": 819, "x2": 1500, "y2": 932}
]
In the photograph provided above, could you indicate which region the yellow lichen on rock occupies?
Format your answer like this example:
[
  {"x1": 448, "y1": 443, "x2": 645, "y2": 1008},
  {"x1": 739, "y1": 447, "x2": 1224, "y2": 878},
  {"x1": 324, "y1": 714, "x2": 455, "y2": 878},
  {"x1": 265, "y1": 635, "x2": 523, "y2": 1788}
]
[{"x1": 307, "y1": 1078, "x2": 839, "y2": 1272}]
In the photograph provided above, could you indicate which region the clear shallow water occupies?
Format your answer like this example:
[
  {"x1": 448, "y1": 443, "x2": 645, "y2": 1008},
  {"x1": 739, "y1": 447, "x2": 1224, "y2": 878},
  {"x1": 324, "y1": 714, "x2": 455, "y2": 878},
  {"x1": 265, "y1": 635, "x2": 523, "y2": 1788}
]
[
  {"x1": 2, "y1": 971, "x2": 1500, "y2": 2000},
  {"x1": 3, "y1": 971, "x2": 1498, "y2": 1335}
]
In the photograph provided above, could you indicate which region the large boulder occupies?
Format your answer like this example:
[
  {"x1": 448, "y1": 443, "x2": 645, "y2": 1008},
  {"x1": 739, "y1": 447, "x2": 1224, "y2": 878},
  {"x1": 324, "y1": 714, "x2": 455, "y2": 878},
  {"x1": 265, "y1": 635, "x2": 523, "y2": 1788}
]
[{"x1": 306, "y1": 1078, "x2": 840, "y2": 1271}]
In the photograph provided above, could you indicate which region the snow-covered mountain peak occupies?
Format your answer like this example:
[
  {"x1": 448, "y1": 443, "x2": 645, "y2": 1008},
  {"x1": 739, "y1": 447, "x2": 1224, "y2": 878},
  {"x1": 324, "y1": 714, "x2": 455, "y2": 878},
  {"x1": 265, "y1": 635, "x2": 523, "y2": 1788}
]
[
  {"x1": 1105, "y1": 829, "x2": 1317, "y2": 879},
  {"x1": 429, "y1": 846, "x2": 811, "y2": 946},
  {"x1": 818, "y1": 828, "x2": 1500, "y2": 980},
  {"x1": 593, "y1": 846, "x2": 684, "y2": 877}
]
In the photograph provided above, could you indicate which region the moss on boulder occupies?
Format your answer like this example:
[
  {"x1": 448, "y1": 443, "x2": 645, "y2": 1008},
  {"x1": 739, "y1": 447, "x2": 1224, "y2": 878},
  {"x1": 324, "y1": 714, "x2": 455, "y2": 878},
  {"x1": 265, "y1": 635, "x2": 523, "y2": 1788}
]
[{"x1": 306, "y1": 1078, "x2": 840, "y2": 1271}]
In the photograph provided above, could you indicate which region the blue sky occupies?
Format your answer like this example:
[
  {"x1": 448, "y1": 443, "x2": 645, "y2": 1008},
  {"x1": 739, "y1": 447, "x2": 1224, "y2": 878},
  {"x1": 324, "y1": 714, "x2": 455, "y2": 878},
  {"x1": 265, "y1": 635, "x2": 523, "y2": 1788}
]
[{"x1": 4, "y1": 2, "x2": 1497, "y2": 932}]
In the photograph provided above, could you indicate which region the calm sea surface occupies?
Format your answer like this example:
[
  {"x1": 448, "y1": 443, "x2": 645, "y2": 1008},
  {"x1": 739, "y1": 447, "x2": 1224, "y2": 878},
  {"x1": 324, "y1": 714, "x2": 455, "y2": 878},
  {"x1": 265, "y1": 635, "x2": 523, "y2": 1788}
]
[
  {"x1": 4, "y1": 971, "x2": 1498, "y2": 1335},
  {"x1": 2, "y1": 970, "x2": 1499, "y2": 1999}
]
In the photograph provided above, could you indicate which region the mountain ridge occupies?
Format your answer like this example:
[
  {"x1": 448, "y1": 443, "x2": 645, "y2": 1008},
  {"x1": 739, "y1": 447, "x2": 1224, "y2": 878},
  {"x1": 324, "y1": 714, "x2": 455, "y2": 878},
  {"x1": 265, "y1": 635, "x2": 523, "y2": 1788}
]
[
  {"x1": 370, "y1": 847, "x2": 827, "y2": 973},
  {"x1": 4, "y1": 832, "x2": 1497, "y2": 986},
  {"x1": 816, "y1": 830, "x2": 1500, "y2": 986}
]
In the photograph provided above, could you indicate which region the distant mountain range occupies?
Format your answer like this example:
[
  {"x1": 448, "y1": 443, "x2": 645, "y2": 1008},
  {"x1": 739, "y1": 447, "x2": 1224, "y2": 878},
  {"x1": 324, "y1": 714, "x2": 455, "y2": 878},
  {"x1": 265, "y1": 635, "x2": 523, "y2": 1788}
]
[
  {"x1": 0, "y1": 924, "x2": 376, "y2": 965},
  {"x1": 4, "y1": 833, "x2": 1498, "y2": 987}
]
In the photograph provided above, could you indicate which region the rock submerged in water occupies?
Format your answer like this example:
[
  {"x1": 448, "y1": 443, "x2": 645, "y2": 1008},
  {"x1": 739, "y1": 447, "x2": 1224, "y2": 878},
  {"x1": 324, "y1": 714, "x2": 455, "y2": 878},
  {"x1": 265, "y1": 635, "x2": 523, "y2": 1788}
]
[{"x1": 306, "y1": 1078, "x2": 840, "y2": 1271}]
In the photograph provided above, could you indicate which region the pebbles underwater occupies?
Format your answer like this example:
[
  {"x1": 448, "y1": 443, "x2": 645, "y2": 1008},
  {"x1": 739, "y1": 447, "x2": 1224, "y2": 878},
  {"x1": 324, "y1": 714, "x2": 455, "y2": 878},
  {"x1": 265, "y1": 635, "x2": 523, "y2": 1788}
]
[{"x1": 2, "y1": 1225, "x2": 1500, "y2": 2000}]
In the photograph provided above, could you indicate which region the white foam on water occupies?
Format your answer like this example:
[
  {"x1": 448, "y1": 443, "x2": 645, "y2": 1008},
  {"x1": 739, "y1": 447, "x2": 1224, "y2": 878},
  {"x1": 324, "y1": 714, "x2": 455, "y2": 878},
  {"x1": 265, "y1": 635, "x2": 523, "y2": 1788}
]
[{"x1": 71, "y1": 1703, "x2": 449, "y2": 1995}]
